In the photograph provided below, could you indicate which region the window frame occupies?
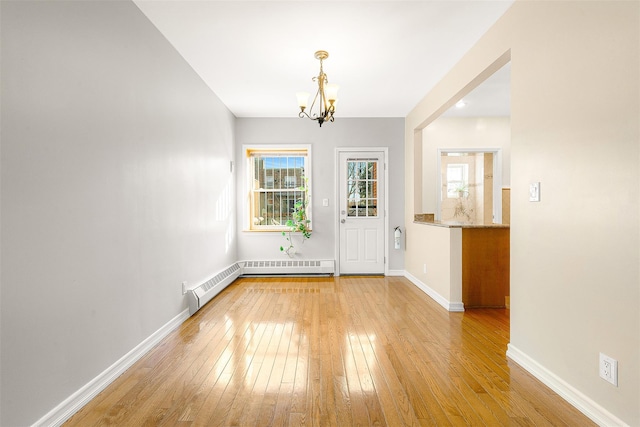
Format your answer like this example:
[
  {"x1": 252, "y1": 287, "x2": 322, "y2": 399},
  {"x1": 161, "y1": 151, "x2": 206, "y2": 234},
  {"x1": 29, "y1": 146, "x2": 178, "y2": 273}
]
[{"x1": 244, "y1": 145, "x2": 312, "y2": 232}]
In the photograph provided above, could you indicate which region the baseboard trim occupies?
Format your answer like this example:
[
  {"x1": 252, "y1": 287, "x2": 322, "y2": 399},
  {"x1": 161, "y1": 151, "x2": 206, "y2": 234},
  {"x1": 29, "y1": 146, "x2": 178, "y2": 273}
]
[
  {"x1": 33, "y1": 309, "x2": 190, "y2": 427},
  {"x1": 506, "y1": 344, "x2": 629, "y2": 427},
  {"x1": 404, "y1": 271, "x2": 464, "y2": 312},
  {"x1": 386, "y1": 269, "x2": 405, "y2": 277}
]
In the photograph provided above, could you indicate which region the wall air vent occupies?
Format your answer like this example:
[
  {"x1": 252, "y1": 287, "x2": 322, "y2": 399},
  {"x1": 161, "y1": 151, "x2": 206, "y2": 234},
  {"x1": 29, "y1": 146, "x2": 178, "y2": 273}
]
[
  {"x1": 240, "y1": 259, "x2": 334, "y2": 276},
  {"x1": 186, "y1": 263, "x2": 241, "y2": 315},
  {"x1": 186, "y1": 260, "x2": 335, "y2": 316}
]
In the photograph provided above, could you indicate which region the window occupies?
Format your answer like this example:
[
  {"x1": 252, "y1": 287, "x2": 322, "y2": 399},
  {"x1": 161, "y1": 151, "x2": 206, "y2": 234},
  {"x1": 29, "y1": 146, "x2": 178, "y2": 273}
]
[
  {"x1": 346, "y1": 160, "x2": 378, "y2": 217},
  {"x1": 246, "y1": 147, "x2": 311, "y2": 231},
  {"x1": 446, "y1": 163, "x2": 469, "y2": 198}
]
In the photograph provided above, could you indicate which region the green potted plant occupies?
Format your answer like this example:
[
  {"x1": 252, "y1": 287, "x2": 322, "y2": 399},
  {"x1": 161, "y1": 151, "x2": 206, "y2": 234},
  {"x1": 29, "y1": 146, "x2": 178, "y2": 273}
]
[{"x1": 280, "y1": 179, "x2": 311, "y2": 257}]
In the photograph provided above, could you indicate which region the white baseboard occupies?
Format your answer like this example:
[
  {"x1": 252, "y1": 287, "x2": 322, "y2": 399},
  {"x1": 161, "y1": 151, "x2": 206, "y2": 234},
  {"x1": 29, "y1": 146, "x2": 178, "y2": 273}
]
[
  {"x1": 404, "y1": 271, "x2": 464, "y2": 312},
  {"x1": 386, "y1": 269, "x2": 405, "y2": 276},
  {"x1": 506, "y1": 344, "x2": 629, "y2": 427},
  {"x1": 33, "y1": 309, "x2": 190, "y2": 427}
]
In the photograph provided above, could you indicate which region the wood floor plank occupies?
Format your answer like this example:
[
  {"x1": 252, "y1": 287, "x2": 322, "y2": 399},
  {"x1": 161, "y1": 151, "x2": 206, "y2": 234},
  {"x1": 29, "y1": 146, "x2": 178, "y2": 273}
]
[
  {"x1": 146, "y1": 284, "x2": 264, "y2": 425},
  {"x1": 288, "y1": 292, "x2": 311, "y2": 418},
  {"x1": 339, "y1": 300, "x2": 372, "y2": 425},
  {"x1": 348, "y1": 278, "x2": 420, "y2": 426},
  {"x1": 325, "y1": 294, "x2": 353, "y2": 426},
  {"x1": 189, "y1": 285, "x2": 278, "y2": 427},
  {"x1": 64, "y1": 276, "x2": 597, "y2": 427},
  {"x1": 353, "y1": 280, "x2": 451, "y2": 425},
  {"x1": 364, "y1": 280, "x2": 446, "y2": 425},
  {"x1": 222, "y1": 300, "x2": 280, "y2": 425}
]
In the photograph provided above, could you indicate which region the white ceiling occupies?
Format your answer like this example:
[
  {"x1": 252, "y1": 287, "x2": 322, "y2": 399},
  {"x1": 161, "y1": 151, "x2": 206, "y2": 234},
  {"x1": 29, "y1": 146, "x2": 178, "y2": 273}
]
[
  {"x1": 134, "y1": 0, "x2": 513, "y2": 118},
  {"x1": 441, "y1": 61, "x2": 511, "y2": 118}
]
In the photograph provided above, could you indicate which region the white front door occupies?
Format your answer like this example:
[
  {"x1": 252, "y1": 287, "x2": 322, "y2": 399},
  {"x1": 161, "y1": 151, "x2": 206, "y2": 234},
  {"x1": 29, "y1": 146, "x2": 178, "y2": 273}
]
[{"x1": 338, "y1": 151, "x2": 385, "y2": 274}]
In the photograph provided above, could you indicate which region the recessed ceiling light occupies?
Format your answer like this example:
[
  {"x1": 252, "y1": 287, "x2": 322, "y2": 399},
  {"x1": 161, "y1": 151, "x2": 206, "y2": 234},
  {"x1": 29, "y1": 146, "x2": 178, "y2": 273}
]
[{"x1": 455, "y1": 100, "x2": 467, "y2": 109}]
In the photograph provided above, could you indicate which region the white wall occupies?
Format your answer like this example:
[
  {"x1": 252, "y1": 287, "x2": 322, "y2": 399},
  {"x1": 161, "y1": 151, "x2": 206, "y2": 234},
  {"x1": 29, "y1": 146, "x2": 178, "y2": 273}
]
[
  {"x1": 405, "y1": 1, "x2": 639, "y2": 425},
  {"x1": 235, "y1": 118, "x2": 405, "y2": 272},
  {"x1": 405, "y1": 224, "x2": 462, "y2": 306},
  {"x1": 0, "y1": 1, "x2": 236, "y2": 425}
]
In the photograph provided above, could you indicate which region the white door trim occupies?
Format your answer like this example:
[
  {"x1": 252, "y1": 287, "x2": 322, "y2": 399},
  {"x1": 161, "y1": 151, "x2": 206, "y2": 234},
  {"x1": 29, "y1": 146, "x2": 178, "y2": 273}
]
[{"x1": 334, "y1": 147, "x2": 389, "y2": 276}]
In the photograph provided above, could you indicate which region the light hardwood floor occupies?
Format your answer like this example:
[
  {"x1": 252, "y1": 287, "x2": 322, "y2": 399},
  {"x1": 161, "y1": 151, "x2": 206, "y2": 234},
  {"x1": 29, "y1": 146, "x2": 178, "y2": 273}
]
[{"x1": 65, "y1": 276, "x2": 595, "y2": 426}]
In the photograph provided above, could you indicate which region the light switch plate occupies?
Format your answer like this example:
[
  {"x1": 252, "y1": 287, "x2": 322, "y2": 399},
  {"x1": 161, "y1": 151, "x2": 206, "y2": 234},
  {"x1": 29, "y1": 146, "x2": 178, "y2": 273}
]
[{"x1": 529, "y1": 182, "x2": 540, "y2": 202}]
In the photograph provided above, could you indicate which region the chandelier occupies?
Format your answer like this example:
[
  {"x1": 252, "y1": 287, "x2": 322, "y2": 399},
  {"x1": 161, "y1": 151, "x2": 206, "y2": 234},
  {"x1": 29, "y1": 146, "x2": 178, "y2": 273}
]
[{"x1": 296, "y1": 50, "x2": 339, "y2": 127}]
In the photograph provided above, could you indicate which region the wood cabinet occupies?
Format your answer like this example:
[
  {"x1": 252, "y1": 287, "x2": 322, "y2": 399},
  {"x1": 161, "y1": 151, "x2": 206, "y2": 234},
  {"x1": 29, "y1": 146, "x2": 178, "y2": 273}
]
[{"x1": 462, "y1": 228, "x2": 510, "y2": 308}]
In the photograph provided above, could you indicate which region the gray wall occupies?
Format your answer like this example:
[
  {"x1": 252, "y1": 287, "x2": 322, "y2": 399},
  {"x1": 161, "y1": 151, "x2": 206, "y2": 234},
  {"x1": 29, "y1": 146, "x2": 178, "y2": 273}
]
[
  {"x1": 1, "y1": 1, "x2": 236, "y2": 425},
  {"x1": 235, "y1": 118, "x2": 405, "y2": 272}
]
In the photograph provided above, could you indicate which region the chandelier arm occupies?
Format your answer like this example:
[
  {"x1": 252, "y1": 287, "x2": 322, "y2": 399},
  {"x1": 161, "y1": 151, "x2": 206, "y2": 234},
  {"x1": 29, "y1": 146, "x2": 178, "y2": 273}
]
[
  {"x1": 299, "y1": 110, "x2": 327, "y2": 127},
  {"x1": 308, "y1": 86, "x2": 322, "y2": 119}
]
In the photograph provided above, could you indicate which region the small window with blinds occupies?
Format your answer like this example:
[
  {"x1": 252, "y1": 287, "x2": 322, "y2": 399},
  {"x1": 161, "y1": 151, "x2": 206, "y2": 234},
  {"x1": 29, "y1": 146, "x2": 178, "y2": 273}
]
[{"x1": 246, "y1": 146, "x2": 311, "y2": 231}]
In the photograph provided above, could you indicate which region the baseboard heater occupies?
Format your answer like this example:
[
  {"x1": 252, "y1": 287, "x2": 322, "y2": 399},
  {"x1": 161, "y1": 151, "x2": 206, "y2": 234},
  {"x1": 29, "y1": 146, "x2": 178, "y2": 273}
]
[
  {"x1": 239, "y1": 259, "x2": 334, "y2": 276},
  {"x1": 187, "y1": 260, "x2": 335, "y2": 315},
  {"x1": 187, "y1": 262, "x2": 241, "y2": 315}
]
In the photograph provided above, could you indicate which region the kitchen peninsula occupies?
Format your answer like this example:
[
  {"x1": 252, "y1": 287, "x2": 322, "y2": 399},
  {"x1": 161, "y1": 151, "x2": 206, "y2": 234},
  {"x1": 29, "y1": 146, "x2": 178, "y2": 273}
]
[{"x1": 412, "y1": 215, "x2": 509, "y2": 309}]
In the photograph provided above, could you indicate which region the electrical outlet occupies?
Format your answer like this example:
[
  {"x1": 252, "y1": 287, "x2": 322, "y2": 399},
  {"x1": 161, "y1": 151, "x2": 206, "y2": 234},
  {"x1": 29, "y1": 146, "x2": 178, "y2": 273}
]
[
  {"x1": 423, "y1": 263, "x2": 427, "y2": 274},
  {"x1": 182, "y1": 281, "x2": 187, "y2": 296},
  {"x1": 599, "y1": 353, "x2": 618, "y2": 386}
]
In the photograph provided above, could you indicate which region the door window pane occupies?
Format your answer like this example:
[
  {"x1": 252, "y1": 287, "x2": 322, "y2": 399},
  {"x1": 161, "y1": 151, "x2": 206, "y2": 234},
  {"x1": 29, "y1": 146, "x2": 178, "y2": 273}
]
[{"x1": 346, "y1": 160, "x2": 378, "y2": 217}]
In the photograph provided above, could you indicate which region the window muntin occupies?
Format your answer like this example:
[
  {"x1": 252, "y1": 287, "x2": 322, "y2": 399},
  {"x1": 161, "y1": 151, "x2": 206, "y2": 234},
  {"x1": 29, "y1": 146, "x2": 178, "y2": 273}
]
[{"x1": 247, "y1": 148, "x2": 311, "y2": 231}]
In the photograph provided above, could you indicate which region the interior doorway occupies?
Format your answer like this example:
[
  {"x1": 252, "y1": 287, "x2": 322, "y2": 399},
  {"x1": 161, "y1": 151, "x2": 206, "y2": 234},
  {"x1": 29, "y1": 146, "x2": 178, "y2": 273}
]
[{"x1": 436, "y1": 149, "x2": 502, "y2": 224}]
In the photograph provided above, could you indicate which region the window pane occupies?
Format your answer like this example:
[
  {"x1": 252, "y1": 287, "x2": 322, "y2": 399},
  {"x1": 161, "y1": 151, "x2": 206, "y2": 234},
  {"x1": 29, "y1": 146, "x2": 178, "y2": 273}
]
[
  {"x1": 358, "y1": 181, "x2": 366, "y2": 199},
  {"x1": 347, "y1": 162, "x2": 355, "y2": 180},
  {"x1": 249, "y1": 150, "x2": 309, "y2": 230},
  {"x1": 446, "y1": 164, "x2": 469, "y2": 198},
  {"x1": 347, "y1": 180, "x2": 357, "y2": 199},
  {"x1": 368, "y1": 162, "x2": 376, "y2": 180},
  {"x1": 346, "y1": 159, "x2": 379, "y2": 218}
]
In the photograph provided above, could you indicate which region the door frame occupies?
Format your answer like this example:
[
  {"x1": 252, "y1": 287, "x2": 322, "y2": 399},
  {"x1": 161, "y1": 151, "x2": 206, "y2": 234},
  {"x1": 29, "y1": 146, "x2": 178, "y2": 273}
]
[
  {"x1": 435, "y1": 147, "x2": 503, "y2": 223},
  {"x1": 334, "y1": 147, "x2": 389, "y2": 276}
]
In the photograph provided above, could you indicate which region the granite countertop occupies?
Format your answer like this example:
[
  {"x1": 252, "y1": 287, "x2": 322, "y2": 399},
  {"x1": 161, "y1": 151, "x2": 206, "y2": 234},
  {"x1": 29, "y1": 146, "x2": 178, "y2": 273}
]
[{"x1": 413, "y1": 214, "x2": 509, "y2": 229}]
